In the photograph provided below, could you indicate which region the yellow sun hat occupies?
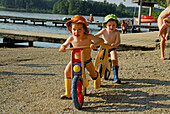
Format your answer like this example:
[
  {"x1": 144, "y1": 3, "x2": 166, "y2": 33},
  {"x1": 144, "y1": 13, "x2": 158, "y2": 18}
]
[
  {"x1": 102, "y1": 14, "x2": 121, "y2": 28},
  {"x1": 66, "y1": 15, "x2": 89, "y2": 34}
]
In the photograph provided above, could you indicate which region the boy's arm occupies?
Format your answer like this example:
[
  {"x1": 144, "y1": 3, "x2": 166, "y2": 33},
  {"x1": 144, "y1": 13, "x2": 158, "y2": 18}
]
[
  {"x1": 94, "y1": 29, "x2": 104, "y2": 37},
  {"x1": 89, "y1": 35, "x2": 104, "y2": 49},
  {"x1": 158, "y1": 6, "x2": 170, "y2": 30},
  {"x1": 59, "y1": 36, "x2": 73, "y2": 52},
  {"x1": 164, "y1": 17, "x2": 170, "y2": 26},
  {"x1": 158, "y1": 22, "x2": 168, "y2": 38},
  {"x1": 165, "y1": 27, "x2": 170, "y2": 40},
  {"x1": 111, "y1": 31, "x2": 121, "y2": 48},
  {"x1": 158, "y1": 17, "x2": 170, "y2": 38}
]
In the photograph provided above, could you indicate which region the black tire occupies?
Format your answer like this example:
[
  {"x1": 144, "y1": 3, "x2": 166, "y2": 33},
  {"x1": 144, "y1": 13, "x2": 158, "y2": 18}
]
[
  {"x1": 97, "y1": 64, "x2": 103, "y2": 77},
  {"x1": 71, "y1": 76, "x2": 84, "y2": 110},
  {"x1": 84, "y1": 88, "x2": 87, "y2": 96},
  {"x1": 104, "y1": 59, "x2": 112, "y2": 80},
  {"x1": 104, "y1": 69, "x2": 111, "y2": 80}
]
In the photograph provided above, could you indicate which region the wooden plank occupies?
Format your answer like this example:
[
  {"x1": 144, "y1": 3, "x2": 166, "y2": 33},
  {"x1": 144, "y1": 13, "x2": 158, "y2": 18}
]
[{"x1": 65, "y1": 46, "x2": 89, "y2": 51}]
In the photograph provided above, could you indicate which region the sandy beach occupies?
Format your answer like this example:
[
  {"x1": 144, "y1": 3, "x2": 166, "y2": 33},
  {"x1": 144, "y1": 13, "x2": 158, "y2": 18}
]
[{"x1": 0, "y1": 47, "x2": 170, "y2": 113}]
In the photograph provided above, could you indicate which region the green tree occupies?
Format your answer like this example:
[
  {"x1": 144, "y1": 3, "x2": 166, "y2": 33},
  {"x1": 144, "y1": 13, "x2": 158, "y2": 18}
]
[
  {"x1": 116, "y1": 3, "x2": 126, "y2": 17},
  {"x1": 68, "y1": 0, "x2": 80, "y2": 14},
  {"x1": 52, "y1": 0, "x2": 68, "y2": 14},
  {"x1": 2, "y1": 0, "x2": 15, "y2": 8},
  {"x1": 0, "y1": 0, "x2": 162, "y2": 18}
]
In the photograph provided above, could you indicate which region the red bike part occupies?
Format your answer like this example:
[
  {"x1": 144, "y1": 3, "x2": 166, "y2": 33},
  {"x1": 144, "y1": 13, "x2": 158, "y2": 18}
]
[{"x1": 77, "y1": 80, "x2": 83, "y2": 105}]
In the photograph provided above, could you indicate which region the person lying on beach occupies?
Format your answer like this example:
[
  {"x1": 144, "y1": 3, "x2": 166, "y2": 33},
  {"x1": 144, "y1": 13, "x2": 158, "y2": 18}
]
[
  {"x1": 95, "y1": 14, "x2": 121, "y2": 84},
  {"x1": 59, "y1": 15, "x2": 104, "y2": 99},
  {"x1": 158, "y1": 5, "x2": 170, "y2": 60}
]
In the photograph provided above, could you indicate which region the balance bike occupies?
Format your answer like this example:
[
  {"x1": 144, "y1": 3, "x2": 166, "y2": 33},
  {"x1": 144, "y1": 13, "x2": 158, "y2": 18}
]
[
  {"x1": 94, "y1": 44, "x2": 112, "y2": 80},
  {"x1": 65, "y1": 46, "x2": 89, "y2": 110}
]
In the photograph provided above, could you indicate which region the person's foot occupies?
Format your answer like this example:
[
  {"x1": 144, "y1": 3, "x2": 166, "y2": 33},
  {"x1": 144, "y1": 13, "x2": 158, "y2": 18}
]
[
  {"x1": 114, "y1": 79, "x2": 122, "y2": 84},
  {"x1": 155, "y1": 39, "x2": 160, "y2": 42},
  {"x1": 60, "y1": 95, "x2": 72, "y2": 100},
  {"x1": 160, "y1": 57, "x2": 165, "y2": 60}
]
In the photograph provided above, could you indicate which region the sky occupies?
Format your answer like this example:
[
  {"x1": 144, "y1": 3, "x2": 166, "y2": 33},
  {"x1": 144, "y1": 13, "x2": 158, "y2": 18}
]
[{"x1": 92, "y1": 0, "x2": 138, "y2": 7}]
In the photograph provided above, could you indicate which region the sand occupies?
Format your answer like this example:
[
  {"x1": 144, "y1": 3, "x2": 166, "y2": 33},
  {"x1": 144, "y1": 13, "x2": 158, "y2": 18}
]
[{"x1": 0, "y1": 47, "x2": 170, "y2": 113}]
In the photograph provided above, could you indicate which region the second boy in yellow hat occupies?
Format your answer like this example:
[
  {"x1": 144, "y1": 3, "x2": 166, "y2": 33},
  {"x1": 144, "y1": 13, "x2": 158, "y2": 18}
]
[{"x1": 95, "y1": 14, "x2": 121, "y2": 84}]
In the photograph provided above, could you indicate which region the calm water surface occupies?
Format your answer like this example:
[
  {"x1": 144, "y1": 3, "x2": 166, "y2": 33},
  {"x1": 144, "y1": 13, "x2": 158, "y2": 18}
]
[{"x1": 0, "y1": 11, "x2": 157, "y2": 48}]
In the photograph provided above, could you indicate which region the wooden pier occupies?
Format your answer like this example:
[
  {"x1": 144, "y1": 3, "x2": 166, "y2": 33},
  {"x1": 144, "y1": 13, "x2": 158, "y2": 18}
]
[
  {"x1": 0, "y1": 15, "x2": 159, "y2": 32},
  {"x1": 88, "y1": 21, "x2": 159, "y2": 32},
  {"x1": 0, "y1": 15, "x2": 67, "y2": 27},
  {"x1": 0, "y1": 28, "x2": 169, "y2": 50},
  {"x1": 0, "y1": 28, "x2": 69, "y2": 47}
]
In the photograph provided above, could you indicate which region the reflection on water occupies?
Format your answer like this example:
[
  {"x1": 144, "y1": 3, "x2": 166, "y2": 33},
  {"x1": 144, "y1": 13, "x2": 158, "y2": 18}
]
[{"x1": 0, "y1": 22, "x2": 71, "y2": 34}]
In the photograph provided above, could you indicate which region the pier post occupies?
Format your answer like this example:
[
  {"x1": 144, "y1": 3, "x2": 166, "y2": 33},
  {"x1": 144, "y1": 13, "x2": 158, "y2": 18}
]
[
  {"x1": 3, "y1": 37, "x2": 14, "y2": 46},
  {"x1": 137, "y1": 0, "x2": 143, "y2": 32},
  {"x1": 42, "y1": 22, "x2": 45, "y2": 26},
  {"x1": 148, "y1": 7, "x2": 153, "y2": 32},
  {"x1": 23, "y1": 20, "x2": 26, "y2": 24},
  {"x1": 29, "y1": 41, "x2": 33, "y2": 47},
  {"x1": 138, "y1": 0, "x2": 142, "y2": 25},
  {"x1": 4, "y1": 18, "x2": 8, "y2": 23}
]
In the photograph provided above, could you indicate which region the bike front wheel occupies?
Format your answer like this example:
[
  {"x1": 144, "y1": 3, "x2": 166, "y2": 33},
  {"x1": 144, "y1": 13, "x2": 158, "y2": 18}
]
[
  {"x1": 97, "y1": 64, "x2": 103, "y2": 77},
  {"x1": 104, "y1": 69, "x2": 111, "y2": 80},
  {"x1": 71, "y1": 76, "x2": 84, "y2": 110},
  {"x1": 104, "y1": 59, "x2": 112, "y2": 80}
]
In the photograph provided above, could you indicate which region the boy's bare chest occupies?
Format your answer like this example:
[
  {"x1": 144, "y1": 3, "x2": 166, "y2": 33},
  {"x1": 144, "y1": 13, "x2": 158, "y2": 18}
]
[
  {"x1": 103, "y1": 34, "x2": 116, "y2": 43},
  {"x1": 72, "y1": 38, "x2": 91, "y2": 46}
]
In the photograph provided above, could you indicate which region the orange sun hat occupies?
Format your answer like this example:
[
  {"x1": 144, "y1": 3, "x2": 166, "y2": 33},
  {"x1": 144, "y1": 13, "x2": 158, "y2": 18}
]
[{"x1": 66, "y1": 15, "x2": 89, "y2": 34}]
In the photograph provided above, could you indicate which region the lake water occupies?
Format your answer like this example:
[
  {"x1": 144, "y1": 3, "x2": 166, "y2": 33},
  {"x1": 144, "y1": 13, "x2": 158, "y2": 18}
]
[{"x1": 0, "y1": 10, "x2": 157, "y2": 48}]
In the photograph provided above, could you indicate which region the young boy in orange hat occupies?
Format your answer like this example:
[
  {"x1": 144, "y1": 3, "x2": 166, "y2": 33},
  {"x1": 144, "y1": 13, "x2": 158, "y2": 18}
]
[
  {"x1": 95, "y1": 14, "x2": 121, "y2": 84},
  {"x1": 59, "y1": 15, "x2": 104, "y2": 99}
]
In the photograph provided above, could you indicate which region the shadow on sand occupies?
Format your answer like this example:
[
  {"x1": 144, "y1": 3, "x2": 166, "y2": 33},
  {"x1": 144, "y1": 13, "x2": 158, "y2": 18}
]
[{"x1": 82, "y1": 78, "x2": 170, "y2": 113}]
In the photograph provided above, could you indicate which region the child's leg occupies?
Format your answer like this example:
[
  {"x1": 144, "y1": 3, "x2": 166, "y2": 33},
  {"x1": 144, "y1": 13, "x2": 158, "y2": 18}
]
[
  {"x1": 86, "y1": 62, "x2": 101, "y2": 89},
  {"x1": 61, "y1": 61, "x2": 72, "y2": 99},
  {"x1": 110, "y1": 50, "x2": 121, "y2": 83},
  {"x1": 165, "y1": 26, "x2": 170, "y2": 40},
  {"x1": 110, "y1": 50, "x2": 118, "y2": 66},
  {"x1": 160, "y1": 37, "x2": 166, "y2": 60},
  {"x1": 158, "y1": 23, "x2": 167, "y2": 38},
  {"x1": 86, "y1": 62, "x2": 97, "y2": 78}
]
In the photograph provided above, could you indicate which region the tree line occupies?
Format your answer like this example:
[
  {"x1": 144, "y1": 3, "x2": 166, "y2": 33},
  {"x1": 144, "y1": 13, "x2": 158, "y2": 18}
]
[{"x1": 0, "y1": 0, "x2": 164, "y2": 18}]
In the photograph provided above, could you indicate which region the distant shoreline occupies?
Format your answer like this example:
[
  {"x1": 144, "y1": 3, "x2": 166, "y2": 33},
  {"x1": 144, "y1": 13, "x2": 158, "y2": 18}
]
[{"x1": 0, "y1": 7, "x2": 52, "y2": 14}]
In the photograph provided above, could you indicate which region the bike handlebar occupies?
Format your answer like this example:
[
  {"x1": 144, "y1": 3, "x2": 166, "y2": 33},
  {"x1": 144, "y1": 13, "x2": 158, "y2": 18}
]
[{"x1": 65, "y1": 46, "x2": 90, "y2": 51}]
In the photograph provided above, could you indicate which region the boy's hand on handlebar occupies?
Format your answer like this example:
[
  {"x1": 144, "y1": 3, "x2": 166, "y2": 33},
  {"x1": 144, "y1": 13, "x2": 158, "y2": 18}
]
[
  {"x1": 165, "y1": 27, "x2": 170, "y2": 40},
  {"x1": 111, "y1": 44, "x2": 117, "y2": 48},
  {"x1": 59, "y1": 45, "x2": 66, "y2": 52},
  {"x1": 90, "y1": 44, "x2": 97, "y2": 49}
]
